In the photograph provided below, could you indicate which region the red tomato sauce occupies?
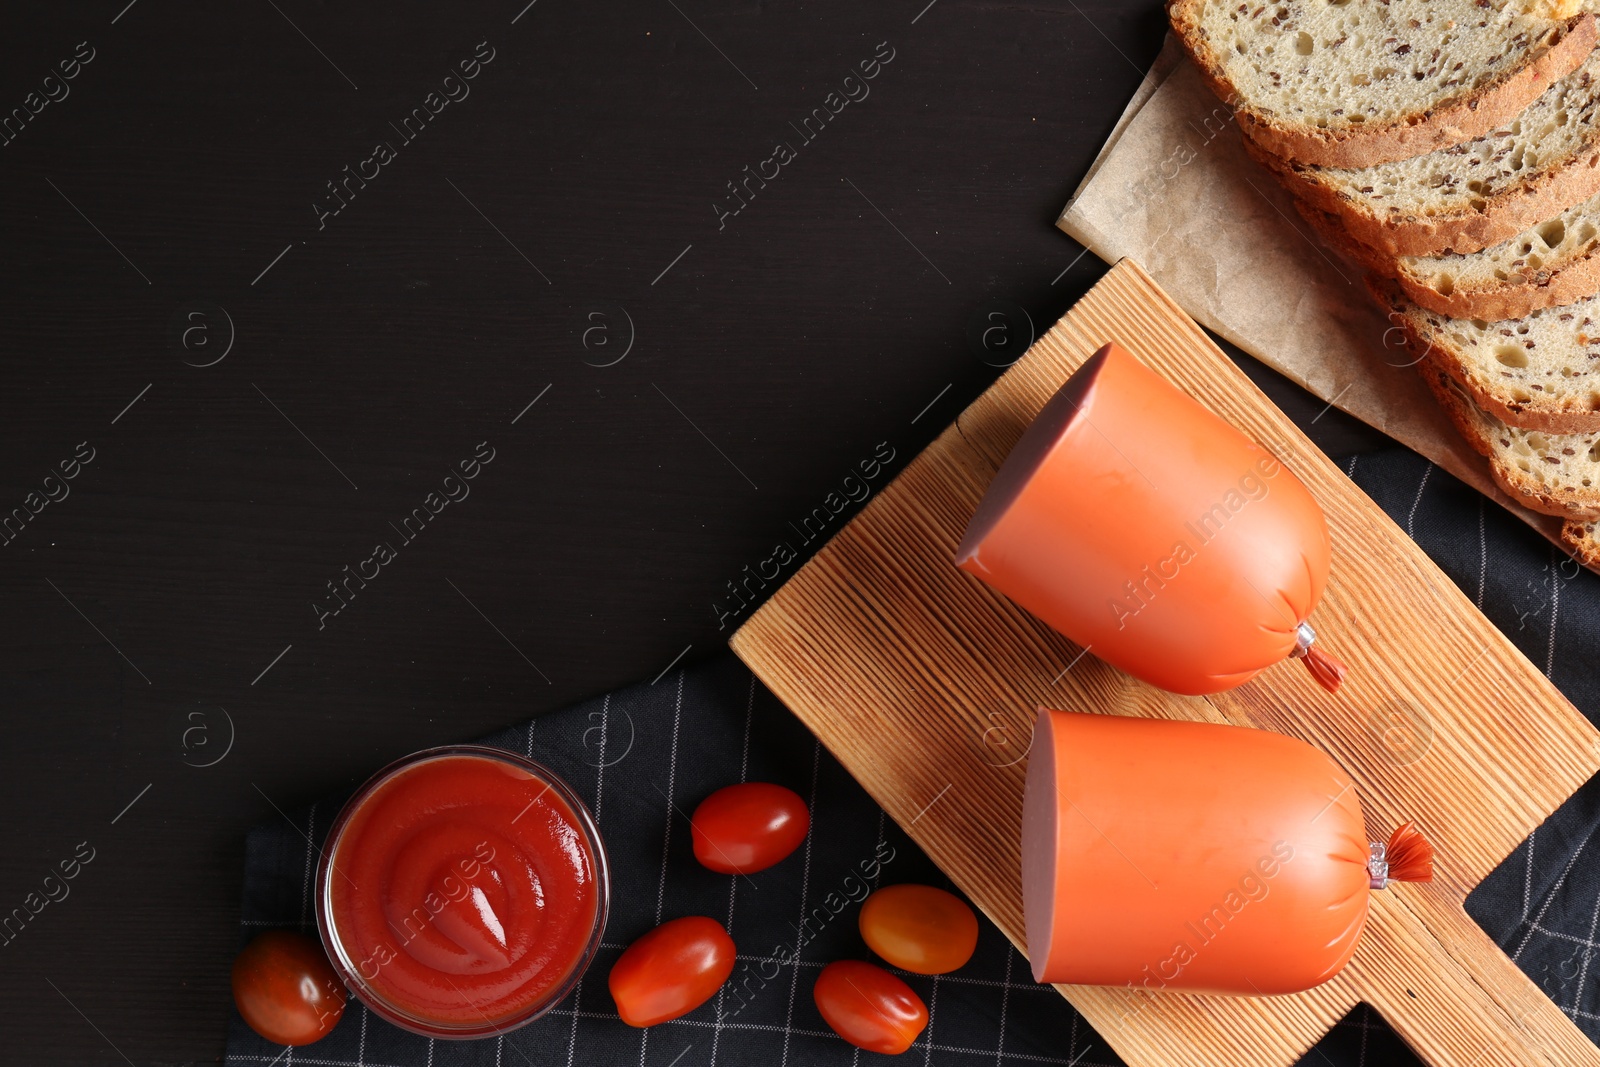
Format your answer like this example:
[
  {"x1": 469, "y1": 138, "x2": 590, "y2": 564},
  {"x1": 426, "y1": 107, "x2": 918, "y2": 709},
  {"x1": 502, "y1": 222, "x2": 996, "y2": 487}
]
[{"x1": 321, "y1": 750, "x2": 604, "y2": 1033}]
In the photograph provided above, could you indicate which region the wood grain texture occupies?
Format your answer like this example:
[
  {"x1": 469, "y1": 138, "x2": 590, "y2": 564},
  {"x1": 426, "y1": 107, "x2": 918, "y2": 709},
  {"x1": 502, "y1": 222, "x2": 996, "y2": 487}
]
[{"x1": 730, "y1": 259, "x2": 1600, "y2": 1067}]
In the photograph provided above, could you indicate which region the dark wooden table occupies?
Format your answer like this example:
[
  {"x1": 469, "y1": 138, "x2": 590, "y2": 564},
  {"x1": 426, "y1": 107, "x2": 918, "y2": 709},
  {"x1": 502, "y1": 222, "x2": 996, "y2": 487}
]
[{"x1": 0, "y1": 2, "x2": 1382, "y2": 1063}]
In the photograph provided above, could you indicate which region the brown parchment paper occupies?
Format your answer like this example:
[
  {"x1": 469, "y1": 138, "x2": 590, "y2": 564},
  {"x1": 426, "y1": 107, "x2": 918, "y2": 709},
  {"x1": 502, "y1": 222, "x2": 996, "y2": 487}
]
[{"x1": 1058, "y1": 36, "x2": 1574, "y2": 559}]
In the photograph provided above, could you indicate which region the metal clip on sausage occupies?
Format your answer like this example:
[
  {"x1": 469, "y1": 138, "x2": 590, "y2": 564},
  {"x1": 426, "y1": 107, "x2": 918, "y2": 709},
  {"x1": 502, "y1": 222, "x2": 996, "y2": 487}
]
[{"x1": 1289, "y1": 622, "x2": 1347, "y2": 694}]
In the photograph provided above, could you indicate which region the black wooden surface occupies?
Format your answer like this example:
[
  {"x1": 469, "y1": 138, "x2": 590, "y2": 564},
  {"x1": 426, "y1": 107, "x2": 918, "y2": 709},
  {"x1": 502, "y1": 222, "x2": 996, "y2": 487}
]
[{"x1": 0, "y1": 3, "x2": 1383, "y2": 1064}]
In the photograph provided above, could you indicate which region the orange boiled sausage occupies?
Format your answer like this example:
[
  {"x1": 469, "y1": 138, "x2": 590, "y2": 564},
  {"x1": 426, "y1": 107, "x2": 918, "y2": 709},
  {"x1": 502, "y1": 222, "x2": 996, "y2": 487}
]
[
  {"x1": 1021, "y1": 710, "x2": 1372, "y2": 995},
  {"x1": 956, "y1": 342, "x2": 1341, "y2": 696}
]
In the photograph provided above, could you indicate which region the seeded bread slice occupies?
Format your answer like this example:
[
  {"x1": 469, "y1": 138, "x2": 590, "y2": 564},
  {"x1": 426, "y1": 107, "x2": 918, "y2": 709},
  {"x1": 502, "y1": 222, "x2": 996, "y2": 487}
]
[
  {"x1": 1562, "y1": 517, "x2": 1600, "y2": 563},
  {"x1": 1248, "y1": 46, "x2": 1600, "y2": 258},
  {"x1": 1371, "y1": 277, "x2": 1600, "y2": 432},
  {"x1": 1303, "y1": 192, "x2": 1600, "y2": 320},
  {"x1": 1169, "y1": 1, "x2": 1596, "y2": 168},
  {"x1": 1417, "y1": 353, "x2": 1600, "y2": 519}
]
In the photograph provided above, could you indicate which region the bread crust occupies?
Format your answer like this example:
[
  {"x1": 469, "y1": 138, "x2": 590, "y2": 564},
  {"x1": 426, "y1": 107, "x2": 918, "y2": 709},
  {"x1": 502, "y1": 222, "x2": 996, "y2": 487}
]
[
  {"x1": 1169, "y1": 3, "x2": 1598, "y2": 168},
  {"x1": 1415, "y1": 353, "x2": 1600, "y2": 518},
  {"x1": 1302, "y1": 201, "x2": 1600, "y2": 321},
  {"x1": 1246, "y1": 131, "x2": 1600, "y2": 258},
  {"x1": 1368, "y1": 276, "x2": 1600, "y2": 433}
]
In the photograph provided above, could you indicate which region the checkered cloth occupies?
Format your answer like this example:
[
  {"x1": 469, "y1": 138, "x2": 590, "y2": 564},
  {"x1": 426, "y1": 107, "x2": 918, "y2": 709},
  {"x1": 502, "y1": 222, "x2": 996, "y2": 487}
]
[{"x1": 226, "y1": 446, "x2": 1600, "y2": 1067}]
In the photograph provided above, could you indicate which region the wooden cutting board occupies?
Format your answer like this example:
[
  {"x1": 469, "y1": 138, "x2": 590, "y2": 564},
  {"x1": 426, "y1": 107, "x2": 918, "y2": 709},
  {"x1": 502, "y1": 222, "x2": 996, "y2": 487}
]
[{"x1": 729, "y1": 259, "x2": 1600, "y2": 1067}]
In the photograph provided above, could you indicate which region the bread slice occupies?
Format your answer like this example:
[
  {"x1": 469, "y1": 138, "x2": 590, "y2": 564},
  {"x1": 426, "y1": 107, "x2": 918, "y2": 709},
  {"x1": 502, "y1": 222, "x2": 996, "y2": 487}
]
[
  {"x1": 1303, "y1": 191, "x2": 1600, "y2": 320},
  {"x1": 1248, "y1": 45, "x2": 1600, "y2": 258},
  {"x1": 1564, "y1": 516, "x2": 1600, "y2": 563},
  {"x1": 1373, "y1": 277, "x2": 1600, "y2": 432},
  {"x1": 1417, "y1": 353, "x2": 1600, "y2": 518},
  {"x1": 1169, "y1": 0, "x2": 1596, "y2": 168}
]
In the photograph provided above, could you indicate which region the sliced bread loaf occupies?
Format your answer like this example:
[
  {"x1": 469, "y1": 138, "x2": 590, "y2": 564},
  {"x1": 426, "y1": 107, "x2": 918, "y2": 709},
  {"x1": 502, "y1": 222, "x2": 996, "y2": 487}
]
[
  {"x1": 1304, "y1": 191, "x2": 1600, "y2": 320},
  {"x1": 1417, "y1": 353, "x2": 1600, "y2": 518},
  {"x1": 1169, "y1": 1, "x2": 1596, "y2": 167},
  {"x1": 1248, "y1": 46, "x2": 1600, "y2": 258},
  {"x1": 1373, "y1": 277, "x2": 1600, "y2": 432}
]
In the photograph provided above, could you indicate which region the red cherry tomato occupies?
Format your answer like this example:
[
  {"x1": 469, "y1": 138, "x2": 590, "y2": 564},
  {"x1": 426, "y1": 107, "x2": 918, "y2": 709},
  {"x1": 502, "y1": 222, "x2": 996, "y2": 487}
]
[
  {"x1": 813, "y1": 960, "x2": 927, "y2": 1054},
  {"x1": 859, "y1": 884, "x2": 979, "y2": 975},
  {"x1": 608, "y1": 916, "x2": 736, "y2": 1027},
  {"x1": 231, "y1": 930, "x2": 346, "y2": 1046},
  {"x1": 690, "y1": 782, "x2": 810, "y2": 874}
]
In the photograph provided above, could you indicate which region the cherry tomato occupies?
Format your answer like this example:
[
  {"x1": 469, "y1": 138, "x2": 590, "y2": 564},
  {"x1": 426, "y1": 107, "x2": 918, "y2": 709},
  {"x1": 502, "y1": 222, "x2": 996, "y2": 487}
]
[
  {"x1": 231, "y1": 930, "x2": 346, "y2": 1046},
  {"x1": 813, "y1": 960, "x2": 927, "y2": 1054},
  {"x1": 608, "y1": 916, "x2": 736, "y2": 1027},
  {"x1": 859, "y1": 884, "x2": 979, "y2": 975},
  {"x1": 690, "y1": 782, "x2": 810, "y2": 874}
]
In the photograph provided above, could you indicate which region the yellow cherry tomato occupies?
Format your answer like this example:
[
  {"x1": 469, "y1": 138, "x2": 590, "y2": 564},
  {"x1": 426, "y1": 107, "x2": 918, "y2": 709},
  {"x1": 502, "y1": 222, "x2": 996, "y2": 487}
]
[{"x1": 858, "y1": 884, "x2": 979, "y2": 975}]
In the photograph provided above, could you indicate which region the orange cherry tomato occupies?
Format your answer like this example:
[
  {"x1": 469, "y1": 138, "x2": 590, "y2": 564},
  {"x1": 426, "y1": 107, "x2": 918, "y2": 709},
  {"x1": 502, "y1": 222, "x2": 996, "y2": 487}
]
[
  {"x1": 813, "y1": 960, "x2": 927, "y2": 1054},
  {"x1": 859, "y1": 884, "x2": 979, "y2": 975},
  {"x1": 690, "y1": 782, "x2": 810, "y2": 875},
  {"x1": 231, "y1": 930, "x2": 346, "y2": 1046},
  {"x1": 608, "y1": 916, "x2": 736, "y2": 1027}
]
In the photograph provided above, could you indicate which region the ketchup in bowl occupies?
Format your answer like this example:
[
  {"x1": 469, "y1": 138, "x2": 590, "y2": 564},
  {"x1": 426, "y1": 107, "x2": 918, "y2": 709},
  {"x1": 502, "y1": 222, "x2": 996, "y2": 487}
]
[{"x1": 317, "y1": 746, "x2": 608, "y2": 1037}]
